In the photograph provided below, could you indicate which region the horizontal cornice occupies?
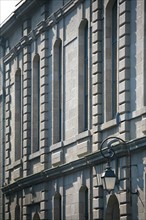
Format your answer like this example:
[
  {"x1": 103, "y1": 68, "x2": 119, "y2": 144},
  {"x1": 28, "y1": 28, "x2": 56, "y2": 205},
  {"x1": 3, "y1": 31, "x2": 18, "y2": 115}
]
[{"x1": 2, "y1": 137, "x2": 146, "y2": 195}]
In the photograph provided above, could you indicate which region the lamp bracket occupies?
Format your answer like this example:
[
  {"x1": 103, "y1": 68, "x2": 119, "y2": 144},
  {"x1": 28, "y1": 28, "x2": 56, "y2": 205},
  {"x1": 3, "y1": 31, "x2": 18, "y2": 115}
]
[{"x1": 100, "y1": 137, "x2": 127, "y2": 162}]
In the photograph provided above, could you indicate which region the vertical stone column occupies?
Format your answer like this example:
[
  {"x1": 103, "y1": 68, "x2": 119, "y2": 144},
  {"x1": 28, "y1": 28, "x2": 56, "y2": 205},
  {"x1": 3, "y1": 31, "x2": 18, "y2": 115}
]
[
  {"x1": 0, "y1": 38, "x2": 4, "y2": 220},
  {"x1": 39, "y1": 28, "x2": 49, "y2": 171},
  {"x1": 119, "y1": 0, "x2": 131, "y2": 140},
  {"x1": 40, "y1": 183, "x2": 48, "y2": 220},
  {"x1": 5, "y1": 195, "x2": 11, "y2": 220},
  {"x1": 4, "y1": 64, "x2": 11, "y2": 219},
  {"x1": 92, "y1": 0, "x2": 103, "y2": 152},
  {"x1": 119, "y1": 156, "x2": 131, "y2": 220},
  {"x1": 39, "y1": 5, "x2": 49, "y2": 219},
  {"x1": 22, "y1": 20, "x2": 31, "y2": 178},
  {"x1": 22, "y1": 20, "x2": 31, "y2": 220},
  {"x1": 22, "y1": 188, "x2": 29, "y2": 220},
  {"x1": 92, "y1": 167, "x2": 103, "y2": 220},
  {"x1": 23, "y1": 43, "x2": 31, "y2": 177},
  {"x1": 5, "y1": 63, "x2": 11, "y2": 185}
]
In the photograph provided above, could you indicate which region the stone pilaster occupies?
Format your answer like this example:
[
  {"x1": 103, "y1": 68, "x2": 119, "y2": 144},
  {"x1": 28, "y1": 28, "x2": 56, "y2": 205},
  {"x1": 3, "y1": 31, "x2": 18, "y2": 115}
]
[
  {"x1": 119, "y1": 0, "x2": 131, "y2": 141},
  {"x1": 22, "y1": 189, "x2": 28, "y2": 220},
  {"x1": 40, "y1": 183, "x2": 48, "y2": 220},
  {"x1": 92, "y1": 167, "x2": 103, "y2": 220},
  {"x1": 5, "y1": 63, "x2": 11, "y2": 185},
  {"x1": 5, "y1": 195, "x2": 11, "y2": 220},
  {"x1": 22, "y1": 20, "x2": 31, "y2": 178},
  {"x1": 92, "y1": 0, "x2": 103, "y2": 151},
  {"x1": 119, "y1": 156, "x2": 131, "y2": 220},
  {"x1": 40, "y1": 27, "x2": 49, "y2": 170}
]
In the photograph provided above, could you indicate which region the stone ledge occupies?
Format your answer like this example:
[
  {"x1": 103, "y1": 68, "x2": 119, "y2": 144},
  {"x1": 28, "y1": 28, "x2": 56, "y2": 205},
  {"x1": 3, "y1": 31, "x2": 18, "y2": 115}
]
[
  {"x1": 52, "y1": 151, "x2": 63, "y2": 167},
  {"x1": 13, "y1": 167, "x2": 22, "y2": 181},
  {"x1": 77, "y1": 140, "x2": 89, "y2": 157}
]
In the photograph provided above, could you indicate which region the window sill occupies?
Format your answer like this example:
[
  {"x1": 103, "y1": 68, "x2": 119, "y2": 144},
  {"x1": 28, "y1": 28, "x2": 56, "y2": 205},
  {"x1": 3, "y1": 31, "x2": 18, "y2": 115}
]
[
  {"x1": 50, "y1": 141, "x2": 63, "y2": 152},
  {"x1": 7, "y1": 159, "x2": 22, "y2": 170},
  {"x1": 29, "y1": 151, "x2": 40, "y2": 160},
  {"x1": 101, "y1": 119, "x2": 117, "y2": 131},
  {"x1": 50, "y1": 130, "x2": 91, "y2": 151}
]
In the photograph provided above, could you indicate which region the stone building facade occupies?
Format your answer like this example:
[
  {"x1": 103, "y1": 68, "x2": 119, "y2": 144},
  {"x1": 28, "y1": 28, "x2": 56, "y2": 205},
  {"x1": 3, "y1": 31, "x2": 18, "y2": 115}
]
[{"x1": 0, "y1": 0, "x2": 146, "y2": 219}]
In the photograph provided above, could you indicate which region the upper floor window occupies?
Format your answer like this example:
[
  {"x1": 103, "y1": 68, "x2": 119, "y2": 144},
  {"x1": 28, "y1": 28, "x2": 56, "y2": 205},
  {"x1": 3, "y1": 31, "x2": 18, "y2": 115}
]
[
  {"x1": 15, "y1": 69, "x2": 22, "y2": 160},
  {"x1": 78, "y1": 19, "x2": 89, "y2": 132},
  {"x1": 104, "y1": 0, "x2": 118, "y2": 121},
  {"x1": 32, "y1": 54, "x2": 40, "y2": 153},
  {"x1": 53, "y1": 38, "x2": 62, "y2": 144},
  {"x1": 112, "y1": 1, "x2": 117, "y2": 118}
]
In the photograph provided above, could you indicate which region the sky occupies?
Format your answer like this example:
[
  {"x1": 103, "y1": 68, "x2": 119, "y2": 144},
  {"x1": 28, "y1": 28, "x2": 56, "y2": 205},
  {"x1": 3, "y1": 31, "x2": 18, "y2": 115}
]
[{"x1": 0, "y1": 0, "x2": 21, "y2": 25}]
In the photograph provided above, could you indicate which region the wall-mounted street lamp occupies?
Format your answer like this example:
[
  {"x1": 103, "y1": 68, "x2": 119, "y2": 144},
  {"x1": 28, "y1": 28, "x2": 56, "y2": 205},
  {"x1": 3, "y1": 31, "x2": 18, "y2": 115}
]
[{"x1": 100, "y1": 137, "x2": 126, "y2": 193}]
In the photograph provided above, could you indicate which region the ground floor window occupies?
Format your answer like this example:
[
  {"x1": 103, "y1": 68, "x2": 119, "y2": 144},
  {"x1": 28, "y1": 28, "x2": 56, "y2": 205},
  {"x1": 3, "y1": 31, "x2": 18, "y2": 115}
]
[{"x1": 105, "y1": 195, "x2": 120, "y2": 220}]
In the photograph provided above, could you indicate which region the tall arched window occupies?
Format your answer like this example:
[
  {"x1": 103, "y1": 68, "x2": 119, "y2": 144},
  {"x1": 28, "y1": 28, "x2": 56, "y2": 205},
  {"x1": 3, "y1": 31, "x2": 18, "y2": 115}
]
[
  {"x1": 78, "y1": 19, "x2": 88, "y2": 133},
  {"x1": 53, "y1": 38, "x2": 62, "y2": 144},
  {"x1": 79, "y1": 185, "x2": 88, "y2": 220},
  {"x1": 54, "y1": 192, "x2": 61, "y2": 220},
  {"x1": 15, "y1": 69, "x2": 21, "y2": 160},
  {"x1": 104, "y1": 0, "x2": 118, "y2": 121},
  {"x1": 112, "y1": 1, "x2": 117, "y2": 118},
  {"x1": 32, "y1": 54, "x2": 40, "y2": 153}
]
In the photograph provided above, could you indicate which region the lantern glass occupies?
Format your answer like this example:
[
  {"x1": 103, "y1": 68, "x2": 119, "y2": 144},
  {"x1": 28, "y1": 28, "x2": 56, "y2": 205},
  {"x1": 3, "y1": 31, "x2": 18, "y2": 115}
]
[{"x1": 101, "y1": 167, "x2": 116, "y2": 193}]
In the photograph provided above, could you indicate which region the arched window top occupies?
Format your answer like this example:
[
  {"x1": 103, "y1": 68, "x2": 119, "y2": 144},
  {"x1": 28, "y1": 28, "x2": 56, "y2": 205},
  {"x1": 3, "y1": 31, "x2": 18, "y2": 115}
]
[
  {"x1": 79, "y1": 18, "x2": 88, "y2": 30},
  {"x1": 33, "y1": 53, "x2": 40, "y2": 62},
  {"x1": 15, "y1": 69, "x2": 21, "y2": 85},
  {"x1": 54, "y1": 38, "x2": 62, "y2": 48},
  {"x1": 15, "y1": 69, "x2": 21, "y2": 83},
  {"x1": 107, "y1": 194, "x2": 119, "y2": 206},
  {"x1": 106, "y1": 0, "x2": 117, "y2": 11},
  {"x1": 33, "y1": 212, "x2": 40, "y2": 220},
  {"x1": 54, "y1": 191, "x2": 61, "y2": 199},
  {"x1": 79, "y1": 185, "x2": 88, "y2": 192},
  {"x1": 15, "y1": 68, "x2": 21, "y2": 75}
]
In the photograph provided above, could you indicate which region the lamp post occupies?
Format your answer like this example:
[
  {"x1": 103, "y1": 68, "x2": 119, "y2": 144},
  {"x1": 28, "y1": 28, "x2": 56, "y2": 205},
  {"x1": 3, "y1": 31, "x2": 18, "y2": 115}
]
[{"x1": 100, "y1": 137, "x2": 126, "y2": 193}]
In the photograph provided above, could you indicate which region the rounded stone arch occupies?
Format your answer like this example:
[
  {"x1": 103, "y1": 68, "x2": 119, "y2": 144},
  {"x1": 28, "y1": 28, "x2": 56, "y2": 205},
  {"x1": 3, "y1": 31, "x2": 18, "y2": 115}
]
[
  {"x1": 54, "y1": 37, "x2": 62, "y2": 48},
  {"x1": 78, "y1": 18, "x2": 88, "y2": 30},
  {"x1": 33, "y1": 212, "x2": 40, "y2": 220},
  {"x1": 33, "y1": 53, "x2": 40, "y2": 63},
  {"x1": 106, "y1": 0, "x2": 116, "y2": 11},
  {"x1": 105, "y1": 194, "x2": 120, "y2": 220}
]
